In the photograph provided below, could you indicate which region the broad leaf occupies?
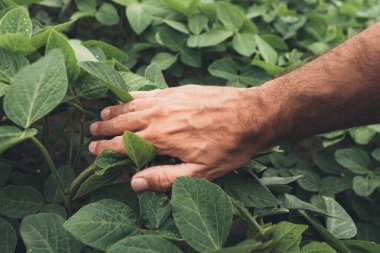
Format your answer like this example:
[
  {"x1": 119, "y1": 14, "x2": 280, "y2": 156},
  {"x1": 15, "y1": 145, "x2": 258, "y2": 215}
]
[
  {"x1": 106, "y1": 235, "x2": 183, "y2": 253},
  {"x1": 335, "y1": 148, "x2": 371, "y2": 174},
  {"x1": 344, "y1": 240, "x2": 380, "y2": 253},
  {"x1": 69, "y1": 39, "x2": 98, "y2": 62},
  {"x1": 0, "y1": 48, "x2": 29, "y2": 82},
  {"x1": 0, "y1": 185, "x2": 44, "y2": 218},
  {"x1": 188, "y1": 14, "x2": 208, "y2": 35},
  {"x1": 301, "y1": 242, "x2": 336, "y2": 253},
  {"x1": 279, "y1": 194, "x2": 330, "y2": 217},
  {"x1": 187, "y1": 28, "x2": 233, "y2": 48},
  {"x1": 272, "y1": 221, "x2": 307, "y2": 253},
  {"x1": 172, "y1": 177, "x2": 233, "y2": 252},
  {"x1": 208, "y1": 58, "x2": 239, "y2": 81},
  {"x1": 232, "y1": 33, "x2": 256, "y2": 57},
  {"x1": 205, "y1": 240, "x2": 261, "y2": 253},
  {"x1": 352, "y1": 174, "x2": 380, "y2": 196},
  {"x1": 126, "y1": 2, "x2": 152, "y2": 34},
  {"x1": 289, "y1": 169, "x2": 321, "y2": 192},
  {"x1": 74, "y1": 72, "x2": 108, "y2": 99},
  {"x1": 4, "y1": 49, "x2": 68, "y2": 128},
  {"x1": 95, "y1": 3, "x2": 119, "y2": 26},
  {"x1": 216, "y1": 2, "x2": 245, "y2": 32},
  {"x1": 260, "y1": 176, "x2": 302, "y2": 186},
  {"x1": 39, "y1": 204, "x2": 67, "y2": 219},
  {"x1": 145, "y1": 63, "x2": 168, "y2": 88},
  {"x1": 151, "y1": 52, "x2": 177, "y2": 70},
  {"x1": 0, "y1": 33, "x2": 35, "y2": 54},
  {"x1": 120, "y1": 71, "x2": 158, "y2": 91},
  {"x1": 82, "y1": 40, "x2": 128, "y2": 62},
  {"x1": 79, "y1": 61, "x2": 133, "y2": 102},
  {"x1": 255, "y1": 35, "x2": 278, "y2": 64},
  {"x1": 180, "y1": 46, "x2": 201, "y2": 67},
  {"x1": 64, "y1": 199, "x2": 138, "y2": 250},
  {"x1": 94, "y1": 149, "x2": 130, "y2": 175},
  {"x1": 161, "y1": 0, "x2": 197, "y2": 15},
  {"x1": 0, "y1": 218, "x2": 17, "y2": 253},
  {"x1": 0, "y1": 126, "x2": 37, "y2": 154},
  {"x1": 21, "y1": 213, "x2": 82, "y2": 253},
  {"x1": 140, "y1": 191, "x2": 172, "y2": 229},
  {"x1": 44, "y1": 166, "x2": 75, "y2": 203},
  {"x1": 123, "y1": 131, "x2": 155, "y2": 170},
  {"x1": 0, "y1": 6, "x2": 32, "y2": 37}
]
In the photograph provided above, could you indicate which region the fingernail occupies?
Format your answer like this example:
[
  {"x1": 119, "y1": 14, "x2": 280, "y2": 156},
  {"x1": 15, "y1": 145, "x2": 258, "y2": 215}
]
[
  {"x1": 101, "y1": 108, "x2": 110, "y2": 120},
  {"x1": 88, "y1": 142, "x2": 97, "y2": 153},
  {"x1": 131, "y1": 178, "x2": 149, "y2": 192},
  {"x1": 90, "y1": 122, "x2": 98, "y2": 135}
]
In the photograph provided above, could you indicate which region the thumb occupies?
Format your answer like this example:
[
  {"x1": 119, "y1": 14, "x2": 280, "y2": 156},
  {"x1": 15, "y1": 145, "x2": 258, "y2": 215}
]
[{"x1": 131, "y1": 163, "x2": 205, "y2": 192}]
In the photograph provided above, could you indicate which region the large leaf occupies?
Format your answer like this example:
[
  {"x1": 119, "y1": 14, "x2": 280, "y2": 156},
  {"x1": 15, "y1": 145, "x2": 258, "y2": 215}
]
[
  {"x1": 0, "y1": 126, "x2": 37, "y2": 154},
  {"x1": 21, "y1": 213, "x2": 82, "y2": 253},
  {"x1": 221, "y1": 173, "x2": 278, "y2": 208},
  {"x1": 140, "y1": 192, "x2": 172, "y2": 229},
  {"x1": 0, "y1": 185, "x2": 44, "y2": 218},
  {"x1": 107, "y1": 235, "x2": 182, "y2": 253},
  {"x1": 335, "y1": 148, "x2": 371, "y2": 174},
  {"x1": 79, "y1": 61, "x2": 133, "y2": 102},
  {"x1": 44, "y1": 166, "x2": 75, "y2": 203},
  {"x1": 0, "y1": 218, "x2": 17, "y2": 253},
  {"x1": 4, "y1": 49, "x2": 68, "y2": 128},
  {"x1": 216, "y1": 2, "x2": 245, "y2": 32},
  {"x1": 123, "y1": 131, "x2": 156, "y2": 170},
  {"x1": 126, "y1": 2, "x2": 152, "y2": 34},
  {"x1": 74, "y1": 72, "x2": 108, "y2": 99},
  {"x1": 0, "y1": 48, "x2": 29, "y2": 82},
  {"x1": 272, "y1": 221, "x2": 307, "y2": 253},
  {"x1": 46, "y1": 30, "x2": 80, "y2": 82},
  {"x1": 0, "y1": 6, "x2": 32, "y2": 37},
  {"x1": 64, "y1": 199, "x2": 138, "y2": 250},
  {"x1": 172, "y1": 177, "x2": 233, "y2": 252}
]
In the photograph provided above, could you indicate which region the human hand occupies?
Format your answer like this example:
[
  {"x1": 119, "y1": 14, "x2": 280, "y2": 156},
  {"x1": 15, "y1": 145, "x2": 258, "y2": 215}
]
[{"x1": 88, "y1": 85, "x2": 272, "y2": 192}]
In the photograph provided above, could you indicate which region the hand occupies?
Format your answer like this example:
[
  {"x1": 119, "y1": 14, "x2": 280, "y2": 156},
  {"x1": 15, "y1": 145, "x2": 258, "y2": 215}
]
[{"x1": 88, "y1": 85, "x2": 272, "y2": 192}]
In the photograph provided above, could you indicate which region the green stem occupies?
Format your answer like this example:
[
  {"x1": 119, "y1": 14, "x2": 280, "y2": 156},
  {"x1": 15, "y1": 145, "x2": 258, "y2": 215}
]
[{"x1": 31, "y1": 137, "x2": 68, "y2": 206}]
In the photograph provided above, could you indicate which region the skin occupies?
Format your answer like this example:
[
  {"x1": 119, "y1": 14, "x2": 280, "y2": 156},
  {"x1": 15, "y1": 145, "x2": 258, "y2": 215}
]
[{"x1": 89, "y1": 21, "x2": 380, "y2": 192}]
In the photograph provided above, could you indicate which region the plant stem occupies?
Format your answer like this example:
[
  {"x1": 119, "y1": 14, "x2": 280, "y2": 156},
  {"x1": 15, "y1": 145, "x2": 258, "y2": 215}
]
[
  {"x1": 73, "y1": 113, "x2": 85, "y2": 171},
  {"x1": 31, "y1": 136, "x2": 68, "y2": 207}
]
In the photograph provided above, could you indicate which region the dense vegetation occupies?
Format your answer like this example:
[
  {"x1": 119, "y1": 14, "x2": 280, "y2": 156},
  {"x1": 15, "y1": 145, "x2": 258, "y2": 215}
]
[{"x1": 0, "y1": 0, "x2": 379, "y2": 252}]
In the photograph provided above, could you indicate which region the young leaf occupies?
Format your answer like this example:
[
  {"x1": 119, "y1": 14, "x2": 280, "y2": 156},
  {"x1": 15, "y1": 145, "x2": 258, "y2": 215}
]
[
  {"x1": 335, "y1": 148, "x2": 371, "y2": 174},
  {"x1": 106, "y1": 235, "x2": 183, "y2": 253},
  {"x1": 140, "y1": 192, "x2": 172, "y2": 229},
  {"x1": 44, "y1": 166, "x2": 75, "y2": 203},
  {"x1": 232, "y1": 33, "x2": 256, "y2": 57},
  {"x1": 145, "y1": 63, "x2": 168, "y2": 88},
  {"x1": 46, "y1": 30, "x2": 80, "y2": 82},
  {"x1": 79, "y1": 61, "x2": 133, "y2": 102},
  {"x1": 0, "y1": 126, "x2": 37, "y2": 154},
  {"x1": 172, "y1": 177, "x2": 233, "y2": 252},
  {"x1": 94, "y1": 149, "x2": 131, "y2": 175},
  {"x1": 0, "y1": 6, "x2": 32, "y2": 37},
  {"x1": 95, "y1": 3, "x2": 119, "y2": 26},
  {"x1": 255, "y1": 35, "x2": 278, "y2": 64},
  {"x1": 301, "y1": 242, "x2": 336, "y2": 253},
  {"x1": 126, "y1": 2, "x2": 152, "y2": 34},
  {"x1": 0, "y1": 185, "x2": 44, "y2": 218},
  {"x1": 188, "y1": 14, "x2": 208, "y2": 35},
  {"x1": 0, "y1": 218, "x2": 17, "y2": 253},
  {"x1": 123, "y1": 131, "x2": 155, "y2": 170},
  {"x1": 272, "y1": 222, "x2": 308, "y2": 253},
  {"x1": 21, "y1": 213, "x2": 82, "y2": 253},
  {"x1": 64, "y1": 199, "x2": 138, "y2": 250},
  {"x1": 4, "y1": 49, "x2": 68, "y2": 129},
  {"x1": 0, "y1": 48, "x2": 29, "y2": 82},
  {"x1": 216, "y1": 2, "x2": 245, "y2": 32},
  {"x1": 0, "y1": 33, "x2": 35, "y2": 54}
]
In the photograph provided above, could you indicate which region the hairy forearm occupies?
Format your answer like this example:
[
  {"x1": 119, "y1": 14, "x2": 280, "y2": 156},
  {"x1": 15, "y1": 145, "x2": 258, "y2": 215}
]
[{"x1": 248, "y1": 21, "x2": 380, "y2": 148}]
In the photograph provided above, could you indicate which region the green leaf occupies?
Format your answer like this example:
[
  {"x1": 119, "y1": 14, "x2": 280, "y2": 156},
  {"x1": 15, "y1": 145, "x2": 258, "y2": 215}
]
[
  {"x1": 75, "y1": 0, "x2": 96, "y2": 11},
  {"x1": 106, "y1": 235, "x2": 183, "y2": 253},
  {"x1": 0, "y1": 48, "x2": 29, "y2": 82},
  {"x1": 172, "y1": 177, "x2": 233, "y2": 252},
  {"x1": 279, "y1": 194, "x2": 330, "y2": 217},
  {"x1": 349, "y1": 127, "x2": 376, "y2": 145},
  {"x1": 74, "y1": 72, "x2": 108, "y2": 99},
  {"x1": 205, "y1": 240, "x2": 261, "y2": 253},
  {"x1": 261, "y1": 34, "x2": 288, "y2": 50},
  {"x1": 120, "y1": 71, "x2": 158, "y2": 91},
  {"x1": 252, "y1": 59, "x2": 284, "y2": 76},
  {"x1": 335, "y1": 148, "x2": 371, "y2": 174},
  {"x1": 94, "y1": 149, "x2": 130, "y2": 175},
  {"x1": 320, "y1": 196, "x2": 357, "y2": 239},
  {"x1": 126, "y1": 2, "x2": 152, "y2": 34},
  {"x1": 255, "y1": 35, "x2": 278, "y2": 64},
  {"x1": 44, "y1": 166, "x2": 75, "y2": 203},
  {"x1": 216, "y1": 2, "x2": 245, "y2": 32},
  {"x1": 0, "y1": 33, "x2": 35, "y2": 54},
  {"x1": 0, "y1": 185, "x2": 44, "y2": 218},
  {"x1": 4, "y1": 49, "x2": 68, "y2": 129},
  {"x1": 371, "y1": 147, "x2": 380, "y2": 162},
  {"x1": 320, "y1": 176, "x2": 351, "y2": 196},
  {"x1": 123, "y1": 131, "x2": 155, "y2": 170},
  {"x1": 64, "y1": 199, "x2": 138, "y2": 250},
  {"x1": 187, "y1": 28, "x2": 233, "y2": 48},
  {"x1": 180, "y1": 46, "x2": 201, "y2": 67},
  {"x1": 163, "y1": 20, "x2": 189, "y2": 34},
  {"x1": 69, "y1": 39, "x2": 98, "y2": 62},
  {"x1": 0, "y1": 163, "x2": 11, "y2": 187},
  {"x1": 188, "y1": 14, "x2": 208, "y2": 35},
  {"x1": 0, "y1": 6, "x2": 32, "y2": 37},
  {"x1": 0, "y1": 218, "x2": 17, "y2": 253},
  {"x1": 39, "y1": 204, "x2": 67, "y2": 219},
  {"x1": 272, "y1": 221, "x2": 308, "y2": 253},
  {"x1": 301, "y1": 242, "x2": 336, "y2": 253},
  {"x1": 221, "y1": 173, "x2": 278, "y2": 208},
  {"x1": 352, "y1": 174, "x2": 380, "y2": 197},
  {"x1": 79, "y1": 61, "x2": 133, "y2": 102},
  {"x1": 344, "y1": 240, "x2": 380, "y2": 253},
  {"x1": 140, "y1": 192, "x2": 171, "y2": 229},
  {"x1": 82, "y1": 40, "x2": 128, "y2": 62},
  {"x1": 161, "y1": 0, "x2": 198, "y2": 15},
  {"x1": 158, "y1": 26, "x2": 186, "y2": 51},
  {"x1": 260, "y1": 176, "x2": 302, "y2": 186},
  {"x1": 46, "y1": 30, "x2": 80, "y2": 83},
  {"x1": 151, "y1": 52, "x2": 177, "y2": 70},
  {"x1": 95, "y1": 3, "x2": 119, "y2": 26},
  {"x1": 145, "y1": 63, "x2": 168, "y2": 88},
  {"x1": 289, "y1": 169, "x2": 321, "y2": 192},
  {"x1": 0, "y1": 126, "x2": 37, "y2": 154},
  {"x1": 232, "y1": 33, "x2": 256, "y2": 57},
  {"x1": 21, "y1": 213, "x2": 82, "y2": 253},
  {"x1": 208, "y1": 58, "x2": 239, "y2": 80}
]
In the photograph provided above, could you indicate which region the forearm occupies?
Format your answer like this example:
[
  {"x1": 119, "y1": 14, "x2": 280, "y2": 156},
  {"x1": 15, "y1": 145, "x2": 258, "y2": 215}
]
[{"x1": 248, "y1": 21, "x2": 380, "y2": 148}]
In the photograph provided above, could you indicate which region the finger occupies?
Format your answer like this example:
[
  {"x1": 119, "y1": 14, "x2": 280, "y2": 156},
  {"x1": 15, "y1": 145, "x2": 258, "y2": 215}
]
[
  {"x1": 90, "y1": 112, "x2": 148, "y2": 136},
  {"x1": 101, "y1": 98, "x2": 157, "y2": 120},
  {"x1": 131, "y1": 163, "x2": 206, "y2": 192},
  {"x1": 88, "y1": 136, "x2": 124, "y2": 155}
]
